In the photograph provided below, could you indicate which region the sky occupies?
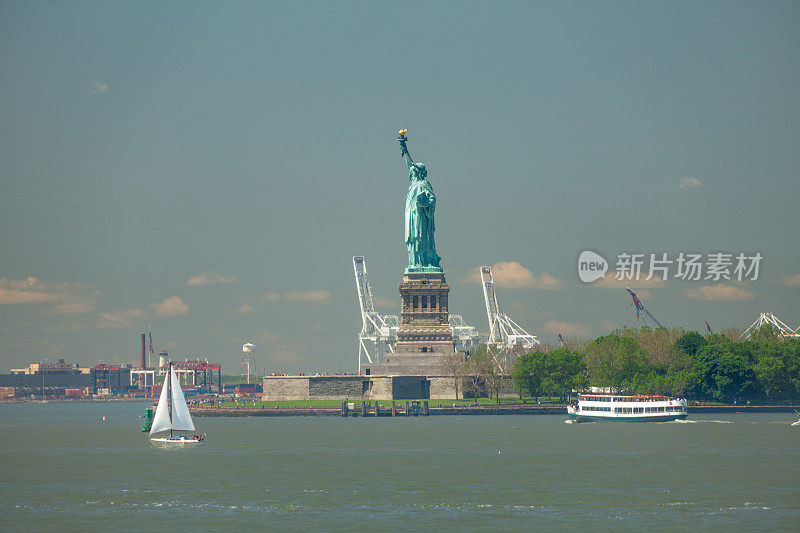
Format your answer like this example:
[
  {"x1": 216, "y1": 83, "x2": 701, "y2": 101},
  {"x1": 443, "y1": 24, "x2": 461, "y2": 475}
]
[{"x1": 1, "y1": 1, "x2": 799, "y2": 374}]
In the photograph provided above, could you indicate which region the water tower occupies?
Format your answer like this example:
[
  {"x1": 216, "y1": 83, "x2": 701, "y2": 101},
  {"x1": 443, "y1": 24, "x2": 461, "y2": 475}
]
[{"x1": 241, "y1": 343, "x2": 256, "y2": 384}]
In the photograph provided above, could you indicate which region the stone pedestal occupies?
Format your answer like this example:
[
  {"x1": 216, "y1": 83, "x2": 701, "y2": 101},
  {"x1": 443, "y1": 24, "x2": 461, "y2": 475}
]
[{"x1": 394, "y1": 271, "x2": 455, "y2": 354}]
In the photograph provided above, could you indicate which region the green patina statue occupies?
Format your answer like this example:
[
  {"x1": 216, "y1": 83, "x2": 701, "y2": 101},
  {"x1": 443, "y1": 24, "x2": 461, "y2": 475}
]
[{"x1": 397, "y1": 129, "x2": 442, "y2": 273}]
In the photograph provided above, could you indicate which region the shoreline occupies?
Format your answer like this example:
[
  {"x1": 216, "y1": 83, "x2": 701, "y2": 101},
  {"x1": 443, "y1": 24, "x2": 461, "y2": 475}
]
[
  {"x1": 188, "y1": 404, "x2": 799, "y2": 417},
  {"x1": 1, "y1": 399, "x2": 796, "y2": 416}
]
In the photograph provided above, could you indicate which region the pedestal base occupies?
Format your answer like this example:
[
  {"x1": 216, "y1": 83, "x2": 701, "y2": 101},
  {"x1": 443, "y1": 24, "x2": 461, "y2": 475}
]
[{"x1": 395, "y1": 271, "x2": 454, "y2": 354}]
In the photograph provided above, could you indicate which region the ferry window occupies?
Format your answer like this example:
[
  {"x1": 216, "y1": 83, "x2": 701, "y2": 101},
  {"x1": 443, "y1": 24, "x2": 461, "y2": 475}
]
[
  {"x1": 431, "y1": 295, "x2": 436, "y2": 308},
  {"x1": 413, "y1": 296, "x2": 418, "y2": 309},
  {"x1": 422, "y1": 296, "x2": 427, "y2": 309}
]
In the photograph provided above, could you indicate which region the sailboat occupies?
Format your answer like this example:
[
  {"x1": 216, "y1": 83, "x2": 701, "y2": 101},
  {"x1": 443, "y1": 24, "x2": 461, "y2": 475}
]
[{"x1": 149, "y1": 362, "x2": 204, "y2": 445}]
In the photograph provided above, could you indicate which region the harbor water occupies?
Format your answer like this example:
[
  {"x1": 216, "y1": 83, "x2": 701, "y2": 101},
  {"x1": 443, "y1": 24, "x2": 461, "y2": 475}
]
[{"x1": 1, "y1": 402, "x2": 799, "y2": 531}]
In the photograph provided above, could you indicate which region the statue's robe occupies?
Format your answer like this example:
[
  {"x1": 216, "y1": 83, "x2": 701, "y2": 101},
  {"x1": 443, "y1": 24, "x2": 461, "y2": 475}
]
[{"x1": 405, "y1": 178, "x2": 441, "y2": 268}]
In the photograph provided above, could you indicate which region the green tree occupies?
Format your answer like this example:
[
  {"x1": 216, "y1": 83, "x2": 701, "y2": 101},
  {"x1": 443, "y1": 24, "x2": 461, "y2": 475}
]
[
  {"x1": 692, "y1": 344, "x2": 757, "y2": 402},
  {"x1": 511, "y1": 352, "x2": 544, "y2": 401},
  {"x1": 675, "y1": 331, "x2": 707, "y2": 358}
]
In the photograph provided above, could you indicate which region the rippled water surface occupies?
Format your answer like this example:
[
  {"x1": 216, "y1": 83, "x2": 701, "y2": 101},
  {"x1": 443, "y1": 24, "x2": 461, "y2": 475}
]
[{"x1": 1, "y1": 402, "x2": 799, "y2": 531}]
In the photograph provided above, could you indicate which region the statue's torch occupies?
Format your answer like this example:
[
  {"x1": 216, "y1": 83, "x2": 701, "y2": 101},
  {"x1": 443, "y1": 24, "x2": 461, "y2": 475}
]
[{"x1": 397, "y1": 128, "x2": 409, "y2": 157}]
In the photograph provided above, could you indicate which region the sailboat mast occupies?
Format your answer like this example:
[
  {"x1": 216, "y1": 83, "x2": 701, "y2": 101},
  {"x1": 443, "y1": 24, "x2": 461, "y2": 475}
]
[{"x1": 168, "y1": 361, "x2": 172, "y2": 437}]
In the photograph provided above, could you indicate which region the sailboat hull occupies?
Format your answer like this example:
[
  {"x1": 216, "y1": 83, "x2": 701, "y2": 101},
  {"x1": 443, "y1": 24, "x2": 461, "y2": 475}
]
[{"x1": 150, "y1": 435, "x2": 204, "y2": 445}]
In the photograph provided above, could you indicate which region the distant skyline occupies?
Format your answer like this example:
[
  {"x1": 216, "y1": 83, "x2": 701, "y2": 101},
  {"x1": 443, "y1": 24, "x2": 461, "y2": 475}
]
[{"x1": 1, "y1": 1, "x2": 799, "y2": 373}]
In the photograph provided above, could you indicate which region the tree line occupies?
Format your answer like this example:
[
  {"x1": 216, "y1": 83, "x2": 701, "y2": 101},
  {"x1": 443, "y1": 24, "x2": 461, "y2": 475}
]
[{"x1": 506, "y1": 325, "x2": 800, "y2": 404}]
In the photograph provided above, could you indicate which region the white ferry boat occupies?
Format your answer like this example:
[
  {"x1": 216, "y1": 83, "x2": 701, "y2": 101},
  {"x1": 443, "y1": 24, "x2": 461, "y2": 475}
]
[{"x1": 567, "y1": 393, "x2": 688, "y2": 423}]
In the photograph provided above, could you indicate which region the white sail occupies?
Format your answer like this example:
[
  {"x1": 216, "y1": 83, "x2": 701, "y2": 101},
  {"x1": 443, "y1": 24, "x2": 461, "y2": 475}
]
[
  {"x1": 169, "y1": 367, "x2": 195, "y2": 432},
  {"x1": 149, "y1": 371, "x2": 172, "y2": 435}
]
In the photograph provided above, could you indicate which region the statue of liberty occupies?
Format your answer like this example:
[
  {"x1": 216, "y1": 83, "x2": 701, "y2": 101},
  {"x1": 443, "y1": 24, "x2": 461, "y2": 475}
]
[{"x1": 397, "y1": 129, "x2": 442, "y2": 273}]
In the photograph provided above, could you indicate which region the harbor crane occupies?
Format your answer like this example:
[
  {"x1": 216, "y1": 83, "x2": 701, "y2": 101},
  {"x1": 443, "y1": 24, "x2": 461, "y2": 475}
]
[
  {"x1": 740, "y1": 312, "x2": 800, "y2": 340},
  {"x1": 353, "y1": 256, "x2": 400, "y2": 372},
  {"x1": 353, "y1": 256, "x2": 481, "y2": 371},
  {"x1": 480, "y1": 265, "x2": 540, "y2": 371},
  {"x1": 625, "y1": 287, "x2": 664, "y2": 329}
]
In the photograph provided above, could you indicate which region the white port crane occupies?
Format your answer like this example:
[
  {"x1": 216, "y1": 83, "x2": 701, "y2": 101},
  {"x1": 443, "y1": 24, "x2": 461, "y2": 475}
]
[
  {"x1": 740, "y1": 312, "x2": 800, "y2": 339},
  {"x1": 480, "y1": 265, "x2": 540, "y2": 370},
  {"x1": 449, "y1": 314, "x2": 481, "y2": 353},
  {"x1": 353, "y1": 256, "x2": 399, "y2": 373},
  {"x1": 354, "y1": 256, "x2": 483, "y2": 371}
]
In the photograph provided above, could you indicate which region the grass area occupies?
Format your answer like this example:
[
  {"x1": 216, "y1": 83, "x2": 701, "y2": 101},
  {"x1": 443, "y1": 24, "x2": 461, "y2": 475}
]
[{"x1": 210, "y1": 397, "x2": 567, "y2": 409}]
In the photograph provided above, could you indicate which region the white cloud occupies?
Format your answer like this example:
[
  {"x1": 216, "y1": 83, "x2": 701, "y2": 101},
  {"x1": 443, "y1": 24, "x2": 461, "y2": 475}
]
[
  {"x1": 91, "y1": 81, "x2": 108, "y2": 93},
  {"x1": 0, "y1": 286, "x2": 56, "y2": 304},
  {"x1": 185, "y1": 271, "x2": 236, "y2": 286},
  {"x1": 96, "y1": 308, "x2": 147, "y2": 329},
  {"x1": 0, "y1": 276, "x2": 99, "y2": 312},
  {"x1": 151, "y1": 295, "x2": 189, "y2": 316},
  {"x1": 590, "y1": 272, "x2": 668, "y2": 289},
  {"x1": 683, "y1": 284, "x2": 754, "y2": 301},
  {"x1": 234, "y1": 303, "x2": 254, "y2": 314},
  {"x1": 41, "y1": 340, "x2": 68, "y2": 357},
  {"x1": 265, "y1": 292, "x2": 281, "y2": 303},
  {"x1": 373, "y1": 296, "x2": 397, "y2": 309},
  {"x1": 677, "y1": 177, "x2": 703, "y2": 189},
  {"x1": 267, "y1": 348, "x2": 307, "y2": 364},
  {"x1": 49, "y1": 302, "x2": 96, "y2": 314},
  {"x1": 285, "y1": 290, "x2": 332, "y2": 304},
  {"x1": 781, "y1": 274, "x2": 800, "y2": 287},
  {"x1": 543, "y1": 320, "x2": 591, "y2": 337},
  {"x1": 473, "y1": 261, "x2": 566, "y2": 290},
  {"x1": 257, "y1": 330, "x2": 278, "y2": 344}
]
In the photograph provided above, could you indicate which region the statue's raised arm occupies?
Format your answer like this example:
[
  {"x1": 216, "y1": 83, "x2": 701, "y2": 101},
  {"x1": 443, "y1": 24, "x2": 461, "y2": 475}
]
[{"x1": 397, "y1": 129, "x2": 414, "y2": 170}]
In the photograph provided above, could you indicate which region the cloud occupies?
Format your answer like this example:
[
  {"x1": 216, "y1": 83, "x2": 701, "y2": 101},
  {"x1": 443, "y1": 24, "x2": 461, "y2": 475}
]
[
  {"x1": 0, "y1": 287, "x2": 56, "y2": 304},
  {"x1": 285, "y1": 290, "x2": 332, "y2": 304},
  {"x1": 185, "y1": 271, "x2": 236, "y2": 286},
  {"x1": 781, "y1": 274, "x2": 800, "y2": 287},
  {"x1": 41, "y1": 340, "x2": 68, "y2": 357},
  {"x1": 590, "y1": 272, "x2": 668, "y2": 289},
  {"x1": 474, "y1": 261, "x2": 566, "y2": 290},
  {"x1": 49, "y1": 302, "x2": 96, "y2": 314},
  {"x1": 265, "y1": 292, "x2": 281, "y2": 303},
  {"x1": 96, "y1": 308, "x2": 147, "y2": 329},
  {"x1": 677, "y1": 177, "x2": 703, "y2": 189},
  {"x1": 91, "y1": 81, "x2": 108, "y2": 93},
  {"x1": 0, "y1": 276, "x2": 99, "y2": 312},
  {"x1": 267, "y1": 348, "x2": 308, "y2": 364},
  {"x1": 373, "y1": 296, "x2": 397, "y2": 309},
  {"x1": 257, "y1": 330, "x2": 278, "y2": 344},
  {"x1": 234, "y1": 303, "x2": 254, "y2": 314},
  {"x1": 683, "y1": 284, "x2": 754, "y2": 301},
  {"x1": 151, "y1": 295, "x2": 189, "y2": 316},
  {"x1": 543, "y1": 320, "x2": 591, "y2": 337}
]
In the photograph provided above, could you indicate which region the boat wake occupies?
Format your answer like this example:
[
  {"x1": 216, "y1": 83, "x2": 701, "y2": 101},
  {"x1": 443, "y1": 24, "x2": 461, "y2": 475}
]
[{"x1": 673, "y1": 419, "x2": 730, "y2": 424}]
